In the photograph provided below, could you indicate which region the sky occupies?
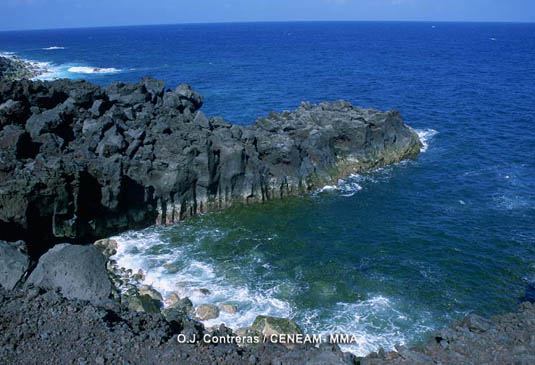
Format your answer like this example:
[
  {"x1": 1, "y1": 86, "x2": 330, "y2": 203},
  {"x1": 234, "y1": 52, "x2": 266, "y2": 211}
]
[{"x1": 0, "y1": 0, "x2": 534, "y2": 31}]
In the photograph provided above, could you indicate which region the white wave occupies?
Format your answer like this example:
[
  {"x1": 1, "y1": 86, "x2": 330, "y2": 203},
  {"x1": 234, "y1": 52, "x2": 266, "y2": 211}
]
[
  {"x1": 33, "y1": 62, "x2": 67, "y2": 81},
  {"x1": 302, "y1": 296, "x2": 434, "y2": 356},
  {"x1": 338, "y1": 179, "x2": 363, "y2": 197},
  {"x1": 111, "y1": 230, "x2": 291, "y2": 331},
  {"x1": 415, "y1": 128, "x2": 438, "y2": 153},
  {"x1": 316, "y1": 180, "x2": 362, "y2": 197},
  {"x1": 0, "y1": 50, "x2": 66, "y2": 81},
  {"x1": 68, "y1": 66, "x2": 121, "y2": 74},
  {"x1": 318, "y1": 185, "x2": 337, "y2": 193},
  {"x1": 110, "y1": 228, "x2": 438, "y2": 357},
  {"x1": 42, "y1": 46, "x2": 65, "y2": 50}
]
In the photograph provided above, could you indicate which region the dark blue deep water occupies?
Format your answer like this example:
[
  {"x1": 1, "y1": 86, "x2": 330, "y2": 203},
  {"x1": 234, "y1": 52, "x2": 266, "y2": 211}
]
[{"x1": 2, "y1": 22, "x2": 534, "y2": 355}]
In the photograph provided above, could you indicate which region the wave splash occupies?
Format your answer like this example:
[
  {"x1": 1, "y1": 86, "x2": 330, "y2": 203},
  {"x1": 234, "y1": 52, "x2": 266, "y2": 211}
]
[
  {"x1": 67, "y1": 66, "x2": 121, "y2": 74},
  {"x1": 317, "y1": 179, "x2": 363, "y2": 197},
  {"x1": 110, "y1": 228, "x2": 430, "y2": 356},
  {"x1": 416, "y1": 128, "x2": 438, "y2": 153},
  {"x1": 111, "y1": 230, "x2": 292, "y2": 331},
  {"x1": 42, "y1": 46, "x2": 65, "y2": 50},
  {"x1": 303, "y1": 296, "x2": 434, "y2": 356}
]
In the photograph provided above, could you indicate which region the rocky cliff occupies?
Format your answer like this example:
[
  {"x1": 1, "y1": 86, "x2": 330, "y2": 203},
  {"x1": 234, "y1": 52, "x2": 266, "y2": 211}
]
[{"x1": 0, "y1": 78, "x2": 420, "y2": 256}]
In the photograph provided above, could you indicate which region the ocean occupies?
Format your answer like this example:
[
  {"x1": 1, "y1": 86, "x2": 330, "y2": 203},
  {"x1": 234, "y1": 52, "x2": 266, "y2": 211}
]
[{"x1": 1, "y1": 21, "x2": 534, "y2": 355}]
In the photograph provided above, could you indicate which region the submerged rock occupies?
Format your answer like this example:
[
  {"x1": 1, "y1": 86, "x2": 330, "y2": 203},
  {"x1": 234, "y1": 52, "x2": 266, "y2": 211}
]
[
  {"x1": 220, "y1": 303, "x2": 238, "y2": 314},
  {"x1": 0, "y1": 78, "x2": 421, "y2": 258},
  {"x1": 0, "y1": 240, "x2": 30, "y2": 290},
  {"x1": 25, "y1": 243, "x2": 111, "y2": 304},
  {"x1": 197, "y1": 288, "x2": 211, "y2": 296}
]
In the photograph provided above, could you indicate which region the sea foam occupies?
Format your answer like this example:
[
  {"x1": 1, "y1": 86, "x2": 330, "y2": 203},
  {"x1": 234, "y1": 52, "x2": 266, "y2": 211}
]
[
  {"x1": 68, "y1": 66, "x2": 121, "y2": 74},
  {"x1": 42, "y1": 46, "x2": 66, "y2": 50},
  {"x1": 111, "y1": 230, "x2": 292, "y2": 331},
  {"x1": 416, "y1": 128, "x2": 438, "y2": 153}
]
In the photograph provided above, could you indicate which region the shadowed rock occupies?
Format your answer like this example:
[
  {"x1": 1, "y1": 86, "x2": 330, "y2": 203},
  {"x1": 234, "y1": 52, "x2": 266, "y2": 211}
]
[
  {"x1": 0, "y1": 78, "x2": 421, "y2": 257},
  {"x1": 0, "y1": 240, "x2": 30, "y2": 290}
]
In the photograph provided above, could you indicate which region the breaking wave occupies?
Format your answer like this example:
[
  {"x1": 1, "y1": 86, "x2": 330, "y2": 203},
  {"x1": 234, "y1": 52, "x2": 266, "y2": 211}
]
[
  {"x1": 67, "y1": 66, "x2": 121, "y2": 74},
  {"x1": 42, "y1": 46, "x2": 65, "y2": 50},
  {"x1": 416, "y1": 128, "x2": 438, "y2": 153}
]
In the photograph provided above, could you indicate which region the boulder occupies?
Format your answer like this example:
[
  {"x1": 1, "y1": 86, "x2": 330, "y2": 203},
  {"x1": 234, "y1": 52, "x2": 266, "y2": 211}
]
[
  {"x1": 125, "y1": 294, "x2": 161, "y2": 313},
  {"x1": 25, "y1": 105, "x2": 66, "y2": 139},
  {"x1": 462, "y1": 313, "x2": 494, "y2": 333},
  {"x1": 251, "y1": 316, "x2": 303, "y2": 337},
  {"x1": 165, "y1": 292, "x2": 181, "y2": 306},
  {"x1": 26, "y1": 244, "x2": 111, "y2": 304},
  {"x1": 0, "y1": 240, "x2": 30, "y2": 290},
  {"x1": 132, "y1": 269, "x2": 145, "y2": 281},
  {"x1": 0, "y1": 99, "x2": 26, "y2": 127},
  {"x1": 138, "y1": 285, "x2": 163, "y2": 301},
  {"x1": 162, "y1": 306, "x2": 187, "y2": 323},
  {"x1": 93, "y1": 238, "x2": 118, "y2": 258},
  {"x1": 220, "y1": 303, "x2": 238, "y2": 314},
  {"x1": 196, "y1": 304, "x2": 219, "y2": 320},
  {"x1": 169, "y1": 297, "x2": 194, "y2": 315}
]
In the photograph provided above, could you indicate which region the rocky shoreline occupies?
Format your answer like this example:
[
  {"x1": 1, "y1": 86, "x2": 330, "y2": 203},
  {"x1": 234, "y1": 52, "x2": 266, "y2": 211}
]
[
  {"x1": 3, "y1": 252, "x2": 535, "y2": 364},
  {"x1": 0, "y1": 77, "x2": 421, "y2": 258},
  {"x1": 0, "y1": 55, "x2": 48, "y2": 81},
  {"x1": 1, "y1": 76, "x2": 531, "y2": 363}
]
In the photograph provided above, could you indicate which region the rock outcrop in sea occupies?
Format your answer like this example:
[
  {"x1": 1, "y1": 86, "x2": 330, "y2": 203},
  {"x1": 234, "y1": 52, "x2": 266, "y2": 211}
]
[
  {"x1": 1, "y1": 76, "x2": 534, "y2": 364},
  {"x1": 0, "y1": 78, "x2": 421, "y2": 257},
  {"x1": 0, "y1": 56, "x2": 47, "y2": 81}
]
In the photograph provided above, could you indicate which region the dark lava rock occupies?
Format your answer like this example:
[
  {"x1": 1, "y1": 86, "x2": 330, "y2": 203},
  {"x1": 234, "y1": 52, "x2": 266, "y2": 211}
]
[
  {"x1": 0, "y1": 286, "x2": 355, "y2": 364},
  {"x1": 0, "y1": 240, "x2": 29, "y2": 290},
  {"x1": 0, "y1": 78, "x2": 421, "y2": 258},
  {"x1": 25, "y1": 243, "x2": 111, "y2": 304},
  {"x1": 359, "y1": 302, "x2": 535, "y2": 364},
  {"x1": 0, "y1": 56, "x2": 45, "y2": 81}
]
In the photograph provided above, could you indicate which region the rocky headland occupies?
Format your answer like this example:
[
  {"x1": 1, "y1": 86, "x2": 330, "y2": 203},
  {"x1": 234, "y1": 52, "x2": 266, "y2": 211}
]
[
  {"x1": 2, "y1": 76, "x2": 532, "y2": 364},
  {"x1": 0, "y1": 77, "x2": 420, "y2": 257},
  {"x1": 0, "y1": 55, "x2": 47, "y2": 81}
]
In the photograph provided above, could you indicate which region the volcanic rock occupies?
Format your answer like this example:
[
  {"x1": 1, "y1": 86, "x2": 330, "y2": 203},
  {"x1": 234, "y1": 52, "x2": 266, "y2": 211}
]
[
  {"x1": 0, "y1": 240, "x2": 30, "y2": 290},
  {"x1": 196, "y1": 304, "x2": 220, "y2": 320},
  {"x1": 25, "y1": 243, "x2": 111, "y2": 304},
  {"x1": 0, "y1": 78, "x2": 421, "y2": 258}
]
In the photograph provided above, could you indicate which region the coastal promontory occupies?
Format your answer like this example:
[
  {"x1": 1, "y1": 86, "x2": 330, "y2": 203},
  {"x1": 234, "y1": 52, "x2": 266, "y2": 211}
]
[{"x1": 0, "y1": 77, "x2": 421, "y2": 257}]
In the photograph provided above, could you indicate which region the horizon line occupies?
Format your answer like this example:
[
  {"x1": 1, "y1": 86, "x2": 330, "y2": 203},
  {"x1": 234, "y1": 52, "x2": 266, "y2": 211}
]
[{"x1": 1, "y1": 19, "x2": 534, "y2": 33}]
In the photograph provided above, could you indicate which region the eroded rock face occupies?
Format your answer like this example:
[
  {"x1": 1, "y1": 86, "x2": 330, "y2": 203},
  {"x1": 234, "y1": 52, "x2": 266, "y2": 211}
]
[
  {"x1": 0, "y1": 78, "x2": 421, "y2": 257},
  {"x1": 25, "y1": 243, "x2": 111, "y2": 304}
]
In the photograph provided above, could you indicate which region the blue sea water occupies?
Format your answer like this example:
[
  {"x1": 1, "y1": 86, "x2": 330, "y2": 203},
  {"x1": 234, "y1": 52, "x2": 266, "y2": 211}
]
[{"x1": 1, "y1": 22, "x2": 534, "y2": 355}]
